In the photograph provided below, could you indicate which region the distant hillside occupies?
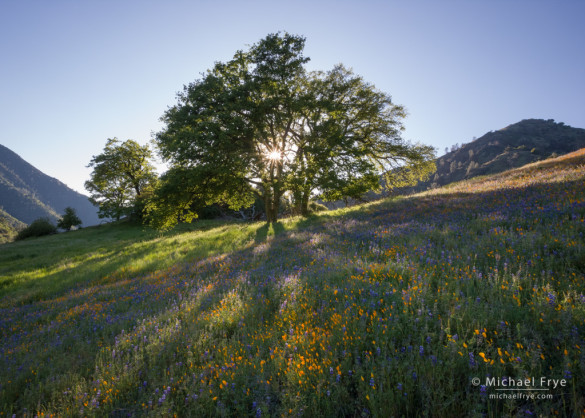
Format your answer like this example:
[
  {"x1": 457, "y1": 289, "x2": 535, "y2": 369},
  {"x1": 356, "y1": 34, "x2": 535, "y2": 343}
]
[
  {"x1": 0, "y1": 144, "x2": 100, "y2": 228},
  {"x1": 425, "y1": 119, "x2": 585, "y2": 190},
  {"x1": 0, "y1": 208, "x2": 25, "y2": 243}
]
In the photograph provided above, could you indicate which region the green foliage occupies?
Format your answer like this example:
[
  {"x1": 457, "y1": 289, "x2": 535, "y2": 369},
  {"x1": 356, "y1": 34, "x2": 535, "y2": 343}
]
[
  {"x1": 153, "y1": 32, "x2": 435, "y2": 227},
  {"x1": 296, "y1": 65, "x2": 435, "y2": 206},
  {"x1": 308, "y1": 200, "x2": 328, "y2": 213},
  {"x1": 85, "y1": 138, "x2": 157, "y2": 221},
  {"x1": 56, "y1": 207, "x2": 82, "y2": 231},
  {"x1": 146, "y1": 166, "x2": 253, "y2": 230},
  {"x1": 14, "y1": 217, "x2": 57, "y2": 240}
]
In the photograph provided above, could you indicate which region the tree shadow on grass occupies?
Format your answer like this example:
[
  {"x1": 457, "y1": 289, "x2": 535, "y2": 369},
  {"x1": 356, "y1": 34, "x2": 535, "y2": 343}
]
[
  {"x1": 255, "y1": 223, "x2": 269, "y2": 243},
  {"x1": 271, "y1": 221, "x2": 285, "y2": 236},
  {"x1": 254, "y1": 221, "x2": 286, "y2": 243}
]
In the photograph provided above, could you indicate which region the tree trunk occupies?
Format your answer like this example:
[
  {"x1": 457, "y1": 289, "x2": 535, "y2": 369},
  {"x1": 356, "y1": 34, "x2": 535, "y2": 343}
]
[
  {"x1": 263, "y1": 191, "x2": 275, "y2": 224},
  {"x1": 265, "y1": 199, "x2": 275, "y2": 223},
  {"x1": 271, "y1": 191, "x2": 281, "y2": 223},
  {"x1": 292, "y1": 188, "x2": 302, "y2": 216},
  {"x1": 263, "y1": 186, "x2": 281, "y2": 224},
  {"x1": 263, "y1": 189, "x2": 272, "y2": 223},
  {"x1": 300, "y1": 192, "x2": 309, "y2": 217},
  {"x1": 300, "y1": 186, "x2": 311, "y2": 217}
]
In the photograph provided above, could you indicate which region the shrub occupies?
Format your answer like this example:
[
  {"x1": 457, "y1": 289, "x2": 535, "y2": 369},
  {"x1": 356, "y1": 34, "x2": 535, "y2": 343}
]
[
  {"x1": 15, "y1": 218, "x2": 57, "y2": 241},
  {"x1": 57, "y1": 207, "x2": 82, "y2": 231},
  {"x1": 308, "y1": 201, "x2": 329, "y2": 213}
]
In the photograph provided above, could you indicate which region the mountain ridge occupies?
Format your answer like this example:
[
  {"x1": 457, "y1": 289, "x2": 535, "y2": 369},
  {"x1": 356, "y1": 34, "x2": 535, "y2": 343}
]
[
  {"x1": 0, "y1": 144, "x2": 100, "y2": 233},
  {"x1": 426, "y1": 118, "x2": 585, "y2": 190}
]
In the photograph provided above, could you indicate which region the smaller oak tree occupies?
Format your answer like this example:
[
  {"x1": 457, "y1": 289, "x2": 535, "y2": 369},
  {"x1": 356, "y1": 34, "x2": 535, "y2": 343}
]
[
  {"x1": 85, "y1": 138, "x2": 157, "y2": 221},
  {"x1": 57, "y1": 207, "x2": 82, "y2": 231}
]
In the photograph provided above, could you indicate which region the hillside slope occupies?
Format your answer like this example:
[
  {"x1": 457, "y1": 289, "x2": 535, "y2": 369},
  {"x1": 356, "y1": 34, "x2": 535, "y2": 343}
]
[
  {"x1": 0, "y1": 208, "x2": 25, "y2": 243},
  {"x1": 1, "y1": 150, "x2": 584, "y2": 416},
  {"x1": 427, "y1": 118, "x2": 585, "y2": 189},
  {"x1": 0, "y1": 144, "x2": 100, "y2": 226}
]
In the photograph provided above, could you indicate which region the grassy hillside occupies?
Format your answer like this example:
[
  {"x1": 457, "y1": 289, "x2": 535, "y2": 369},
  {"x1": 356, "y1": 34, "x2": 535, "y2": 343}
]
[{"x1": 1, "y1": 150, "x2": 585, "y2": 416}]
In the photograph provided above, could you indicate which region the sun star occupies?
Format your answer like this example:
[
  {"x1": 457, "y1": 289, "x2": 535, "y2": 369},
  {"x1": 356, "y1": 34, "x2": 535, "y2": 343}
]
[{"x1": 266, "y1": 150, "x2": 281, "y2": 161}]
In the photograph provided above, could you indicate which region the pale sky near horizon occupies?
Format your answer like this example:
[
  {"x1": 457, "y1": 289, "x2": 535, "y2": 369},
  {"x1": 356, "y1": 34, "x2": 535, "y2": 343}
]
[{"x1": 1, "y1": 0, "x2": 584, "y2": 195}]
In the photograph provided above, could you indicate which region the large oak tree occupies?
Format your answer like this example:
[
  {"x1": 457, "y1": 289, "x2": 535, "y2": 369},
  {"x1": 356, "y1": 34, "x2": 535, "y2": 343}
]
[{"x1": 151, "y1": 33, "x2": 435, "y2": 228}]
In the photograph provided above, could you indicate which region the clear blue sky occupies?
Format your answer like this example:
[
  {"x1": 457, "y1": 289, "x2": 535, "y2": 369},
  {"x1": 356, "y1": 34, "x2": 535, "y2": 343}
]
[{"x1": 1, "y1": 0, "x2": 584, "y2": 194}]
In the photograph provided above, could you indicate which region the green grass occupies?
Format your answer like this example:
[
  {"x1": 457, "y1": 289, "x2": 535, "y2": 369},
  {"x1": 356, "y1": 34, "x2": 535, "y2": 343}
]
[
  {"x1": 0, "y1": 219, "x2": 273, "y2": 308},
  {"x1": 1, "y1": 150, "x2": 585, "y2": 417}
]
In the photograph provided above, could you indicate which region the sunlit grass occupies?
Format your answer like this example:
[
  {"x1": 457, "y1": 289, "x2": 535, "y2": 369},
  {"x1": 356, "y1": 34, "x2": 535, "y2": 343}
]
[
  {"x1": 0, "y1": 220, "x2": 279, "y2": 307},
  {"x1": 1, "y1": 150, "x2": 585, "y2": 416}
]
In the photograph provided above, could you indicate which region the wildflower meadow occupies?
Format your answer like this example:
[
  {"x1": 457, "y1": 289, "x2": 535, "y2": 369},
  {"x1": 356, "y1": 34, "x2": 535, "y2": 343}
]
[{"x1": 1, "y1": 150, "x2": 584, "y2": 417}]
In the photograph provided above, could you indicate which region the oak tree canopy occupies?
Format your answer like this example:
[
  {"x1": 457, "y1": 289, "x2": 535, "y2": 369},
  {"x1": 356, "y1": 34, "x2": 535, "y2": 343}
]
[{"x1": 151, "y1": 33, "x2": 435, "y2": 227}]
